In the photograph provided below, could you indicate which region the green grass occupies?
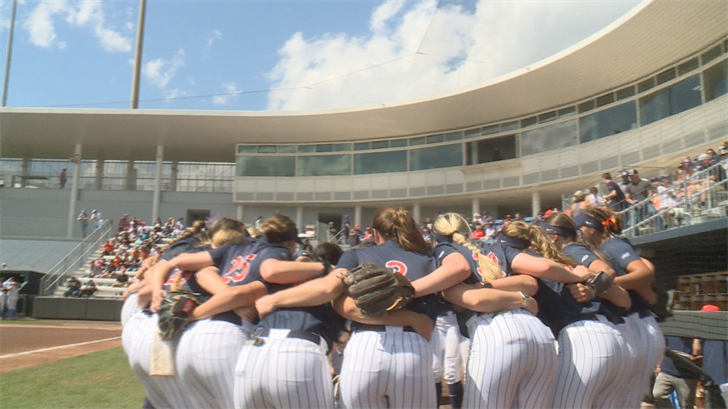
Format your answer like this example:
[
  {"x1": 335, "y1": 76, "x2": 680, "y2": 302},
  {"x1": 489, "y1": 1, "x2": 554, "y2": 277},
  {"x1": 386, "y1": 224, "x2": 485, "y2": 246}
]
[
  {"x1": 0, "y1": 347, "x2": 145, "y2": 409},
  {"x1": 0, "y1": 319, "x2": 63, "y2": 326}
]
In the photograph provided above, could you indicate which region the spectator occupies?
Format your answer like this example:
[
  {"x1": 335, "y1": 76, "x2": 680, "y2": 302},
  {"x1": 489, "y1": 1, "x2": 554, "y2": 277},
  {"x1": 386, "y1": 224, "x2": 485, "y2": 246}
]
[
  {"x1": 484, "y1": 221, "x2": 496, "y2": 242},
  {"x1": 719, "y1": 140, "x2": 728, "y2": 159},
  {"x1": 1, "y1": 277, "x2": 21, "y2": 319},
  {"x1": 570, "y1": 190, "x2": 587, "y2": 217},
  {"x1": 112, "y1": 271, "x2": 129, "y2": 288},
  {"x1": 328, "y1": 221, "x2": 338, "y2": 241},
  {"x1": 59, "y1": 169, "x2": 67, "y2": 188},
  {"x1": 175, "y1": 217, "x2": 185, "y2": 231},
  {"x1": 77, "y1": 210, "x2": 89, "y2": 238},
  {"x1": 79, "y1": 280, "x2": 97, "y2": 297},
  {"x1": 349, "y1": 224, "x2": 361, "y2": 247},
  {"x1": 602, "y1": 172, "x2": 627, "y2": 211},
  {"x1": 64, "y1": 276, "x2": 82, "y2": 297},
  {"x1": 102, "y1": 240, "x2": 114, "y2": 255},
  {"x1": 90, "y1": 209, "x2": 101, "y2": 229},
  {"x1": 653, "y1": 336, "x2": 700, "y2": 409},
  {"x1": 492, "y1": 147, "x2": 504, "y2": 161},
  {"x1": 586, "y1": 186, "x2": 604, "y2": 207},
  {"x1": 470, "y1": 224, "x2": 485, "y2": 240},
  {"x1": 618, "y1": 170, "x2": 631, "y2": 198},
  {"x1": 255, "y1": 216, "x2": 264, "y2": 231}
]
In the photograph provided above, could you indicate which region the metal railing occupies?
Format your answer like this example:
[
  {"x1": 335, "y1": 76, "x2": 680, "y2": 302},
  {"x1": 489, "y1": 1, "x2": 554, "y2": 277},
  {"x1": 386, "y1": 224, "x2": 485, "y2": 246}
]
[
  {"x1": 621, "y1": 160, "x2": 728, "y2": 238},
  {"x1": 40, "y1": 219, "x2": 115, "y2": 296}
]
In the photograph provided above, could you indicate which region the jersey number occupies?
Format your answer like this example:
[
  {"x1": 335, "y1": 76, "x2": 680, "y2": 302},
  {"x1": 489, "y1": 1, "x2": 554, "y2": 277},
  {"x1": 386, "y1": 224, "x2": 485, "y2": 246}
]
[
  {"x1": 224, "y1": 254, "x2": 257, "y2": 284},
  {"x1": 164, "y1": 269, "x2": 190, "y2": 286},
  {"x1": 385, "y1": 260, "x2": 408, "y2": 276}
]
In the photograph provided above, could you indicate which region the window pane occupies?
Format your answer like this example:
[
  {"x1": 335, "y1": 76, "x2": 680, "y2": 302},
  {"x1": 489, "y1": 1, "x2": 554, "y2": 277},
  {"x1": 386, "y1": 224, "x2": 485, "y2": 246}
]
[
  {"x1": 638, "y1": 77, "x2": 655, "y2": 93},
  {"x1": 538, "y1": 111, "x2": 556, "y2": 123},
  {"x1": 316, "y1": 144, "x2": 334, "y2": 153},
  {"x1": 410, "y1": 144, "x2": 462, "y2": 171},
  {"x1": 390, "y1": 139, "x2": 408, "y2": 148},
  {"x1": 334, "y1": 143, "x2": 352, "y2": 152},
  {"x1": 481, "y1": 125, "x2": 500, "y2": 135},
  {"x1": 704, "y1": 59, "x2": 728, "y2": 102},
  {"x1": 639, "y1": 74, "x2": 702, "y2": 126},
  {"x1": 656, "y1": 68, "x2": 676, "y2": 85},
  {"x1": 371, "y1": 141, "x2": 389, "y2": 149},
  {"x1": 521, "y1": 120, "x2": 577, "y2": 156},
  {"x1": 409, "y1": 137, "x2": 425, "y2": 146},
  {"x1": 354, "y1": 142, "x2": 370, "y2": 151},
  {"x1": 702, "y1": 45, "x2": 723, "y2": 65},
  {"x1": 558, "y1": 106, "x2": 577, "y2": 118},
  {"x1": 596, "y1": 93, "x2": 615, "y2": 107},
  {"x1": 616, "y1": 86, "x2": 635, "y2": 101},
  {"x1": 354, "y1": 151, "x2": 407, "y2": 175},
  {"x1": 578, "y1": 100, "x2": 595, "y2": 113},
  {"x1": 678, "y1": 57, "x2": 700, "y2": 76},
  {"x1": 236, "y1": 156, "x2": 295, "y2": 177},
  {"x1": 297, "y1": 154, "x2": 351, "y2": 176},
  {"x1": 298, "y1": 145, "x2": 315, "y2": 153},
  {"x1": 277, "y1": 145, "x2": 296, "y2": 153},
  {"x1": 579, "y1": 101, "x2": 637, "y2": 144},
  {"x1": 501, "y1": 121, "x2": 518, "y2": 132},
  {"x1": 521, "y1": 116, "x2": 538, "y2": 128},
  {"x1": 445, "y1": 132, "x2": 462, "y2": 141},
  {"x1": 463, "y1": 128, "x2": 481, "y2": 139},
  {"x1": 427, "y1": 134, "x2": 444, "y2": 144},
  {"x1": 258, "y1": 145, "x2": 277, "y2": 153},
  {"x1": 465, "y1": 135, "x2": 517, "y2": 165},
  {"x1": 238, "y1": 145, "x2": 256, "y2": 154}
]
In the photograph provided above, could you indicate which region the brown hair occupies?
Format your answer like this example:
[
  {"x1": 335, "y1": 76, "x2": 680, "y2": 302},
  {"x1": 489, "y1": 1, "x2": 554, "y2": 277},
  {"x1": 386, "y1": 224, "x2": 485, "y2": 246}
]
[
  {"x1": 201, "y1": 217, "x2": 248, "y2": 248},
  {"x1": 502, "y1": 221, "x2": 576, "y2": 266},
  {"x1": 580, "y1": 204, "x2": 622, "y2": 236},
  {"x1": 262, "y1": 214, "x2": 298, "y2": 244},
  {"x1": 160, "y1": 220, "x2": 207, "y2": 254},
  {"x1": 433, "y1": 213, "x2": 503, "y2": 282},
  {"x1": 543, "y1": 212, "x2": 611, "y2": 266},
  {"x1": 313, "y1": 242, "x2": 344, "y2": 265},
  {"x1": 372, "y1": 207, "x2": 430, "y2": 255}
]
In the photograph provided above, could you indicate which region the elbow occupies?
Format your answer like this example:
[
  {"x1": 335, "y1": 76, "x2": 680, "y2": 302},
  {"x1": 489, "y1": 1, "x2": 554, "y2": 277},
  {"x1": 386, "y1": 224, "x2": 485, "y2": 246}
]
[{"x1": 520, "y1": 275, "x2": 539, "y2": 296}]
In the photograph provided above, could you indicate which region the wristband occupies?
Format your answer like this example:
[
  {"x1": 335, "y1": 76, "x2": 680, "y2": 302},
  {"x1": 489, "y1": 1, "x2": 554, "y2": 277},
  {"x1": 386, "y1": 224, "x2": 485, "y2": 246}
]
[
  {"x1": 481, "y1": 281, "x2": 493, "y2": 289},
  {"x1": 321, "y1": 260, "x2": 332, "y2": 276},
  {"x1": 519, "y1": 291, "x2": 530, "y2": 309}
]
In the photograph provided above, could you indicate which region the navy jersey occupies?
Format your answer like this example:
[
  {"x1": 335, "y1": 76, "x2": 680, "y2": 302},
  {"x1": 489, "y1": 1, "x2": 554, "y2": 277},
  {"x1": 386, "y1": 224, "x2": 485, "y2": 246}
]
[
  {"x1": 162, "y1": 245, "x2": 212, "y2": 300},
  {"x1": 478, "y1": 240, "x2": 522, "y2": 278},
  {"x1": 337, "y1": 240, "x2": 439, "y2": 321},
  {"x1": 160, "y1": 236, "x2": 201, "y2": 261},
  {"x1": 599, "y1": 238, "x2": 650, "y2": 315},
  {"x1": 252, "y1": 237, "x2": 345, "y2": 349},
  {"x1": 434, "y1": 241, "x2": 482, "y2": 338}
]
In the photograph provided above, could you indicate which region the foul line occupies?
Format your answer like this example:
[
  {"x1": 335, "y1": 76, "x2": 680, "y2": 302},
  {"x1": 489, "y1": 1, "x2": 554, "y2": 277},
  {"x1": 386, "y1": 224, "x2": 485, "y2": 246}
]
[{"x1": 0, "y1": 336, "x2": 121, "y2": 359}]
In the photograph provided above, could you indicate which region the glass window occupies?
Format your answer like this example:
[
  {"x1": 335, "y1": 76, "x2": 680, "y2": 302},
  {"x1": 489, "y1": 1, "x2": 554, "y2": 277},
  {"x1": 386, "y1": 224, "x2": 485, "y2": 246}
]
[
  {"x1": 678, "y1": 57, "x2": 700, "y2": 76},
  {"x1": 258, "y1": 145, "x2": 277, "y2": 153},
  {"x1": 237, "y1": 145, "x2": 256, "y2": 154},
  {"x1": 277, "y1": 145, "x2": 296, "y2": 153},
  {"x1": 638, "y1": 77, "x2": 655, "y2": 93},
  {"x1": 521, "y1": 116, "x2": 538, "y2": 128},
  {"x1": 354, "y1": 142, "x2": 370, "y2": 151},
  {"x1": 481, "y1": 125, "x2": 500, "y2": 135},
  {"x1": 521, "y1": 120, "x2": 578, "y2": 156},
  {"x1": 354, "y1": 151, "x2": 408, "y2": 175},
  {"x1": 409, "y1": 137, "x2": 425, "y2": 146},
  {"x1": 578, "y1": 100, "x2": 594, "y2": 114},
  {"x1": 596, "y1": 93, "x2": 615, "y2": 107},
  {"x1": 704, "y1": 59, "x2": 728, "y2": 102},
  {"x1": 316, "y1": 144, "x2": 334, "y2": 153},
  {"x1": 701, "y1": 45, "x2": 723, "y2": 65},
  {"x1": 371, "y1": 141, "x2": 389, "y2": 149},
  {"x1": 390, "y1": 139, "x2": 408, "y2": 148},
  {"x1": 236, "y1": 156, "x2": 295, "y2": 177},
  {"x1": 463, "y1": 128, "x2": 481, "y2": 139},
  {"x1": 579, "y1": 101, "x2": 637, "y2": 144},
  {"x1": 538, "y1": 111, "x2": 556, "y2": 123},
  {"x1": 465, "y1": 135, "x2": 517, "y2": 165},
  {"x1": 656, "y1": 68, "x2": 676, "y2": 85},
  {"x1": 298, "y1": 145, "x2": 315, "y2": 153},
  {"x1": 334, "y1": 143, "x2": 352, "y2": 152},
  {"x1": 410, "y1": 144, "x2": 462, "y2": 171},
  {"x1": 639, "y1": 74, "x2": 702, "y2": 126},
  {"x1": 616, "y1": 86, "x2": 635, "y2": 101},
  {"x1": 501, "y1": 121, "x2": 519, "y2": 132},
  {"x1": 558, "y1": 106, "x2": 577, "y2": 118},
  {"x1": 298, "y1": 154, "x2": 351, "y2": 176},
  {"x1": 445, "y1": 132, "x2": 462, "y2": 141},
  {"x1": 427, "y1": 134, "x2": 444, "y2": 144}
]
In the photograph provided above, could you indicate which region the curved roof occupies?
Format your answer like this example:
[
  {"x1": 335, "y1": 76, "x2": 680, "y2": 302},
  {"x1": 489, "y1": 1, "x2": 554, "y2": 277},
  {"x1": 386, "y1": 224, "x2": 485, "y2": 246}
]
[{"x1": 2, "y1": 0, "x2": 727, "y2": 162}]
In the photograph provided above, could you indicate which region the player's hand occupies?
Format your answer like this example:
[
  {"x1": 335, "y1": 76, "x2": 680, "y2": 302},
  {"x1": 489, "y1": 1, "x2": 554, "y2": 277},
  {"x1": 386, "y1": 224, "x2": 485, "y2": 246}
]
[
  {"x1": 572, "y1": 265, "x2": 592, "y2": 282},
  {"x1": 150, "y1": 288, "x2": 166, "y2": 313},
  {"x1": 568, "y1": 283, "x2": 595, "y2": 303},
  {"x1": 523, "y1": 296, "x2": 539, "y2": 316},
  {"x1": 255, "y1": 295, "x2": 277, "y2": 319}
]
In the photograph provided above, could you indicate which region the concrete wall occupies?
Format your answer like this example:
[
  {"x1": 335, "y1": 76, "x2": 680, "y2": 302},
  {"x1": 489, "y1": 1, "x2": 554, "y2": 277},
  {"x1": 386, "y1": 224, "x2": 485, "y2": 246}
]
[{"x1": 33, "y1": 296, "x2": 124, "y2": 321}]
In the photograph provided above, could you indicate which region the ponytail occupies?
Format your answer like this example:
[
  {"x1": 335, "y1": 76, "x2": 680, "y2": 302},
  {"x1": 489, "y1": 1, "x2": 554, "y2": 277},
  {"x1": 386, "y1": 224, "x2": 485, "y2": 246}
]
[
  {"x1": 372, "y1": 207, "x2": 430, "y2": 255},
  {"x1": 433, "y1": 213, "x2": 503, "y2": 282},
  {"x1": 161, "y1": 220, "x2": 207, "y2": 254}
]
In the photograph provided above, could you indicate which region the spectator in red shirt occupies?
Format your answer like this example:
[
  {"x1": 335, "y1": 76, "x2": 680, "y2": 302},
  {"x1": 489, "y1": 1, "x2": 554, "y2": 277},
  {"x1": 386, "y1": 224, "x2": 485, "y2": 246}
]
[{"x1": 470, "y1": 224, "x2": 485, "y2": 240}]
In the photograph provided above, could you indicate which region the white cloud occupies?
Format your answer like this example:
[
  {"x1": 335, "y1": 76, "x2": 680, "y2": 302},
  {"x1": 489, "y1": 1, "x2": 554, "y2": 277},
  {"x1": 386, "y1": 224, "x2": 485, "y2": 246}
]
[
  {"x1": 143, "y1": 49, "x2": 186, "y2": 89},
  {"x1": 212, "y1": 82, "x2": 241, "y2": 106},
  {"x1": 266, "y1": 0, "x2": 642, "y2": 110},
  {"x1": 207, "y1": 29, "x2": 222, "y2": 49},
  {"x1": 164, "y1": 88, "x2": 186, "y2": 103},
  {"x1": 22, "y1": 0, "x2": 131, "y2": 52}
]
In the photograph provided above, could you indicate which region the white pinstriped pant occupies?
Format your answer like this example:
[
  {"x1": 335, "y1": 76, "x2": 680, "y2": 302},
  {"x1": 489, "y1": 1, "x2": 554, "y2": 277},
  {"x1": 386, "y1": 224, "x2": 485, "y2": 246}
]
[
  {"x1": 464, "y1": 309, "x2": 558, "y2": 409},
  {"x1": 121, "y1": 311, "x2": 195, "y2": 409},
  {"x1": 551, "y1": 316, "x2": 630, "y2": 409},
  {"x1": 430, "y1": 312, "x2": 462, "y2": 384},
  {"x1": 120, "y1": 293, "x2": 141, "y2": 328},
  {"x1": 176, "y1": 319, "x2": 250, "y2": 409},
  {"x1": 619, "y1": 313, "x2": 665, "y2": 408},
  {"x1": 234, "y1": 336, "x2": 333, "y2": 409},
  {"x1": 340, "y1": 329, "x2": 437, "y2": 409}
]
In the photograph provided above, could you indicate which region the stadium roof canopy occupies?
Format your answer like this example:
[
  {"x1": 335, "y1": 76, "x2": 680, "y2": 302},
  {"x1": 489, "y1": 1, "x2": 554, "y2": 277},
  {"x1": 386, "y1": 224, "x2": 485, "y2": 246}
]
[{"x1": 2, "y1": 0, "x2": 727, "y2": 163}]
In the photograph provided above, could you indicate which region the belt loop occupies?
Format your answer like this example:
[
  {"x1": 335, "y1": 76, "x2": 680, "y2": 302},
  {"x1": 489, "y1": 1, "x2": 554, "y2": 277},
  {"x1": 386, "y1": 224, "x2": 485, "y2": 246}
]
[{"x1": 267, "y1": 329, "x2": 291, "y2": 339}]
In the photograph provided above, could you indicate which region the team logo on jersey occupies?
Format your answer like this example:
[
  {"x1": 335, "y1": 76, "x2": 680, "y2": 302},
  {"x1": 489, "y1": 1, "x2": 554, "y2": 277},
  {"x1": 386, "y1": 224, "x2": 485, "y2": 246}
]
[
  {"x1": 385, "y1": 260, "x2": 408, "y2": 276},
  {"x1": 484, "y1": 252, "x2": 506, "y2": 278},
  {"x1": 581, "y1": 255, "x2": 589, "y2": 263},
  {"x1": 224, "y1": 254, "x2": 257, "y2": 284},
  {"x1": 164, "y1": 269, "x2": 191, "y2": 286},
  {"x1": 621, "y1": 252, "x2": 631, "y2": 260}
]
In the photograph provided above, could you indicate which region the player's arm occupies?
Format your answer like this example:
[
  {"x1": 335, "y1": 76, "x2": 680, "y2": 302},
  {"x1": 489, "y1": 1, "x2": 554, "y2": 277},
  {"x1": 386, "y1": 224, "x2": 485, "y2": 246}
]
[
  {"x1": 511, "y1": 253, "x2": 590, "y2": 283},
  {"x1": 488, "y1": 275, "x2": 538, "y2": 296},
  {"x1": 260, "y1": 259, "x2": 329, "y2": 284},
  {"x1": 332, "y1": 295, "x2": 435, "y2": 341},
  {"x1": 613, "y1": 259, "x2": 654, "y2": 290},
  {"x1": 442, "y1": 282, "x2": 537, "y2": 315},
  {"x1": 194, "y1": 266, "x2": 226, "y2": 294},
  {"x1": 150, "y1": 252, "x2": 215, "y2": 311},
  {"x1": 411, "y1": 252, "x2": 471, "y2": 298},
  {"x1": 255, "y1": 269, "x2": 347, "y2": 318},
  {"x1": 189, "y1": 281, "x2": 268, "y2": 321}
]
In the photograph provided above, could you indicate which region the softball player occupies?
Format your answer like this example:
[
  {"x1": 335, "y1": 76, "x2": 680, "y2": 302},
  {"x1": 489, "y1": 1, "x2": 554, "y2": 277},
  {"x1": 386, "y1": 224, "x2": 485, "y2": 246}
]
[
  {"x1": 539, "y1": 213, "x2": 633, "y2": 409},
  {"x1": 255, "y1": 207, "x2": 444, "y2": 409},
  {"x1": 575, "y1": 205, "x2": 665, "y2": 408}
]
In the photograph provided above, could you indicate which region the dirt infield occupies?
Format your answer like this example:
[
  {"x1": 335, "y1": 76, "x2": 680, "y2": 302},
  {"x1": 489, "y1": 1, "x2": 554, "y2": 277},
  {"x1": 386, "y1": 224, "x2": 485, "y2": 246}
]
[{"x1": 0, "y1": 321, "x2": 123, "y2": 372}]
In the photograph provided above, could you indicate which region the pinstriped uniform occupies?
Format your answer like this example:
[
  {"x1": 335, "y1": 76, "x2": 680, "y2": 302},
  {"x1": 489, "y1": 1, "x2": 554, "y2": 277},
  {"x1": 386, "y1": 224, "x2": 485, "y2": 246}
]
[
  {"x1": 121, "y1": 292, "x2": 141, "y2": 328},
  {"x1": 336, "y1": 240, "x2": 439, "y2": 409},
  {"x1": 430, "y1": 310, "x2": 462, "y2": 385}
]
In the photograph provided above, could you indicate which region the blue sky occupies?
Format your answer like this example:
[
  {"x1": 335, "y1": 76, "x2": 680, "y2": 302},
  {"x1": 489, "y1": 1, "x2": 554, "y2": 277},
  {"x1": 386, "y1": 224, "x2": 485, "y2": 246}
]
[{"x1": 0, "y1": 0, "x2": 642, "y2": 111}]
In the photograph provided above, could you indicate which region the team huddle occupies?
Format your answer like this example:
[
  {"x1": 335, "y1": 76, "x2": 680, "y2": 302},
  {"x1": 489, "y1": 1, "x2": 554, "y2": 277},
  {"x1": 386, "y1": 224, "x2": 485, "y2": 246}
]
[{"x1": 120, "y1": 205, "x2": 663, "y2": 409}]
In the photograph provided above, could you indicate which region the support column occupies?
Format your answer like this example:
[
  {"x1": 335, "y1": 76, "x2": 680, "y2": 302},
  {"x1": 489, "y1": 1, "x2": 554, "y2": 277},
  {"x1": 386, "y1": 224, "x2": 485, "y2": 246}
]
[
  {"x1": 20, "y1": 157, "x2": 29, "y2": 188},
  {"x1": 354, "y1": 205, "x2": 362, "y2": 228},
  {"x1": 412, "y1": 202, "x2": 421, "y2": 225},
  {"x1": 67, "y1": 144, "x2": 82, "y2": 238},
  {"x1": 531, "y1": 190, "x2": 541, "y2": 218},
  {"x1": 95, "y1": 159, "x2": 104, "y2": 190},
  {"x1": 152, "y1": 146, "x2": 163, "y2": 222},
  {"x1": 471, "y1": 197, "x2": 480, "y2": 218},
  {"x1": 125, "y1": 160, "x2": 136, "y2": 191},
  {"x1": 236, "y1": 204, "x2": 244, "y2": 222},
  {"x1": 296, "y1": 206, "x2": 304, "y2": 229},
  {"x1": 170, "y1": 161, "x2": 178, "y2": 192}
]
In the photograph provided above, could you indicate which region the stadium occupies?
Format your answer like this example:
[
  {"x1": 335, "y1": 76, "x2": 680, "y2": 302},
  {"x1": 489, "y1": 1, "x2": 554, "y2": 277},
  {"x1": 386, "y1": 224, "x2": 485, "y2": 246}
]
[{"x1": 1, "y1": 0, "x2": 727, "y2": 408}]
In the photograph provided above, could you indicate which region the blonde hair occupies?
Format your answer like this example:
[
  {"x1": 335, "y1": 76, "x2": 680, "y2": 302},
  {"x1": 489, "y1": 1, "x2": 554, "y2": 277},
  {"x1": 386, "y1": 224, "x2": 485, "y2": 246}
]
[
  {"x1": 433, "y1": 213, "x2": 503, "y2": 282},
  {"x1": 372, "y1": 207, "x2": 430, "y2": 255},
  {"x1": 502, "y1": 221, "x2": 577, "y2": 266}
]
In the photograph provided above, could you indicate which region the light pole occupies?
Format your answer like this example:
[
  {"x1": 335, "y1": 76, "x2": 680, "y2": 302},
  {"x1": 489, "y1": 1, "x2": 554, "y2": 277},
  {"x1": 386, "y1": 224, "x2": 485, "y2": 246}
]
[
  {"x1": 130, "y1": 0, "x2": 147, "y2": 109},
  {"x1": 2, "y1": 0, "x2": 18, "y2": 107}
]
